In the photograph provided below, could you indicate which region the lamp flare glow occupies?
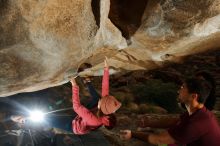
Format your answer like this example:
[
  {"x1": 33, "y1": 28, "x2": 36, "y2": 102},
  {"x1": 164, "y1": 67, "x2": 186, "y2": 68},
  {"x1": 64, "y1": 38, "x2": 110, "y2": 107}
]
[{"x1": 29, "y1": 110, "x2": 45, "y2": 122}]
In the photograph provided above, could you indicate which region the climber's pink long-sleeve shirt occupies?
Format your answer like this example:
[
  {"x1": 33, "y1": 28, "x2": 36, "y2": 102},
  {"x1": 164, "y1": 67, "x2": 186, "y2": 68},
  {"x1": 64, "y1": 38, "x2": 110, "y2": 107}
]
[
  {"x1": 72, "y1": 67, "x2": 109, "y2": 134},
  {"x1": 102, "y1": 67, "x2": 109, "y2": 97}
]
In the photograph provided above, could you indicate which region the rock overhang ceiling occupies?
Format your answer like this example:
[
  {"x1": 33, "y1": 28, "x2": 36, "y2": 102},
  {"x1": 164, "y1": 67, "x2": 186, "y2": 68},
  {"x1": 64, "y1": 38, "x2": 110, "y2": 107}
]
[{"x1": 0, "y1": 0, "x2": 220, "y2": 97}]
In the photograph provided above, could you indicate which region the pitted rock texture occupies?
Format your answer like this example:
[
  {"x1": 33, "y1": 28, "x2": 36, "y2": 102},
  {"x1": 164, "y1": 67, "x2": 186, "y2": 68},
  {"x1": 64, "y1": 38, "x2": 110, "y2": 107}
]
[{"x1": 1, "y1": 0, "x2": 220, "y2": 96}]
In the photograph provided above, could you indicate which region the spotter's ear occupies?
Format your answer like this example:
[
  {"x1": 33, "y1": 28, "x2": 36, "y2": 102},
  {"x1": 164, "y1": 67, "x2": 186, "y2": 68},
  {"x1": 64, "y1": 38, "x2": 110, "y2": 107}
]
[{"x1": 191, "y1": 93, "x2": 199, "y2": 101}]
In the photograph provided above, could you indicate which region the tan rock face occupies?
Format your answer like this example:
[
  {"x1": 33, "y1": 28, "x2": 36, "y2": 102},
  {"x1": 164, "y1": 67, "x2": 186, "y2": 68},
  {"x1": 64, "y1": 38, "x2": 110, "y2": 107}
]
[{"x1": 0, "y1": 0, "x2": 220, "y2": 97}]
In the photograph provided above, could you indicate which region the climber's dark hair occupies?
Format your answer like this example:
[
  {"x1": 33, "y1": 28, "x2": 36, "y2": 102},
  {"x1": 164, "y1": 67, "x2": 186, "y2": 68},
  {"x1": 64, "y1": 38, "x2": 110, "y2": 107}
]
[{"x1": 78, "y1": 63, "x2": 92, "y2": 72}]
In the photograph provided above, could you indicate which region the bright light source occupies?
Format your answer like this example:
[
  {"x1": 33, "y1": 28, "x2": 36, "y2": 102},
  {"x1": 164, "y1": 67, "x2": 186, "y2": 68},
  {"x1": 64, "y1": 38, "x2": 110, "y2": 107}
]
[{"x1": 29, "y1": 110, "x2": 45, "y2": 122}]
